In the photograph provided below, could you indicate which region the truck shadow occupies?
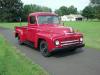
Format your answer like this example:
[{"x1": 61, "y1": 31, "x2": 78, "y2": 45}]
[{"x1": 51, "y1": 48, "x2": 84, "y2": 58}]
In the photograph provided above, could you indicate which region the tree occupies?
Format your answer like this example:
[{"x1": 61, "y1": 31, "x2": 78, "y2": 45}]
[
  {"x1": 94, "y1": 5, "x2": 100, "y2": 19},
  {"x1": 68, "y1": 6, "x2": 77, "y2": 14},
  {"x1": 55, "y1": 6, "x2": 77, "y2": 16},
  {"x1": 59, "y1": 6, "x2": 68, "y2": 16},
  {"x1": 90, "y1": 0, "x2": 100, "y2": 19},
  {"x1": 41, "y1": 6, "x2": 52, "y2": 12},
  {"x1": 23, "y1": 4, "x2": 52, "y2": 21},
  {"x1": 55, "y1": 6, "x2": 68, "y2": 16},
  {"x1": 90, "y1": 0, "x2": 100, "y2": 5},
  {"x1": 0, "y1": 0, "x2": 23, "y2": 22},
  {"x1": 55, "y1": 9, "x2": 62, "y2": 16},
  {"x1": 82, "y1": 6, "x2": 95, "y2": 20}
]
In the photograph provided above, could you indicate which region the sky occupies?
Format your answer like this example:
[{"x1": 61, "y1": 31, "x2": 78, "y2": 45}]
[{"x1": 21, "y1": 0, "x2": 90, "y2": 11}]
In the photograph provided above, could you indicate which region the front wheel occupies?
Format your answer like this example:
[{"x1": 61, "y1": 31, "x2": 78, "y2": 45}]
[
  {"x1": 40, "y1": 41, "x2": 51, "y2": 57},
  {"x1": 70, "y1": 48, "x2": 77, "y2": 52}
]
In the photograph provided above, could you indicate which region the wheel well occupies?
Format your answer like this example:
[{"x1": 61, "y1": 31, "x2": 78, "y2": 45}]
[{"x1": 38, "y1": 38, "x2": 46, "y2": 48}]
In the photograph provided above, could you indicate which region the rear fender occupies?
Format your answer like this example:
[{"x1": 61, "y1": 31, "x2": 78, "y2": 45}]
[{"x1": 16, "y1": 29, "x2": 26, "y2": 42}]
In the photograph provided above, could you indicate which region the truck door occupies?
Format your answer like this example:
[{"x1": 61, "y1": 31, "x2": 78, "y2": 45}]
[{"x1": 27, "y1": 16, "x2": 37, "y2": 42}]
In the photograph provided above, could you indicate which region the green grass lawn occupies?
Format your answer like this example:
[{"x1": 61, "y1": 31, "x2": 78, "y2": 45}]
[
  {"x1": 0, "y1": 21, "x2": 100, "y2": 49},
  {"x1": 0, "y1": 22, "x2": 27, "y2": 29},
  {"x1": 64, "y1": 21, "x2": 100, "y2": 49},
  {"x1": 0, "y1": 35, "x2": 48, "y2": 75}
]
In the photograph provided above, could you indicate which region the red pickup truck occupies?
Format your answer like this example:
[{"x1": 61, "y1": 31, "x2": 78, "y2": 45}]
[{"x1": 15, "y1": 12, "x2": 85, "y2": 57}]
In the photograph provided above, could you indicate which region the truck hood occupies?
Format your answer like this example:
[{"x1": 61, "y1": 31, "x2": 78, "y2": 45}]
[{"x1": 39, "y1": 25, "x2": 73, "y2": 36}]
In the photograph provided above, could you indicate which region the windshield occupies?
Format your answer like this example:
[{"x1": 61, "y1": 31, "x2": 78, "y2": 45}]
[{"x1": 38, "y1": 15, "x2": 60, "y2": 24}]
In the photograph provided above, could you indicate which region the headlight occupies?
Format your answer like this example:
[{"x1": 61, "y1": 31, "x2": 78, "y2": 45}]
[
  {"x1": 55, "y1": 40, "x2": 60, "y2": 46},
  {"x1": 80, "y1": 38, "x2": 83, "y2": 41}
]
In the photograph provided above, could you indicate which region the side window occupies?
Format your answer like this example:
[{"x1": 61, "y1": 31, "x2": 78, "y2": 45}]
[{"x1": 30, "y1": 16, "x2": 36, "y2": 24}]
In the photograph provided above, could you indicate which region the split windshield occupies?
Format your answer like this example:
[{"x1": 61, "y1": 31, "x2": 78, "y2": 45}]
[{"x1": 38, "y1": 15, "x2": 60, "y2": 24}]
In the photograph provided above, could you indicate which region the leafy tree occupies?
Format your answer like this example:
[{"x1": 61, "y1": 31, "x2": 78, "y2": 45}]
[
  {"x1": 55, "y1": 9, "x2": 62, "y2": 16},
  {"x1": 94, "y1": 5, "x2": 100, "y2": 19},
  {"x1": 41, "y1": 6, "x2": 52, "y2": 12},
  {"x1": 59, "y1": 6, "x2": 68, "y2": 16},
  {"x1": 55, "y1": 6, "x2": 77, "y2": 16},
  {"x1": 82, "y1": 6, "x2": 95, "y2": 19},
  {"x1": 90, "y1": 0, "x2": 100, "y2": 19},
  {"x1": 0, "y1": 0, "x2": 23, "y2": 22},
  {"x1": 55, "y1": 6, "x2": 68, "y2": 16},
  {"x1": 68, "y1": 6, "x2": 77, "y2": 14},
  {"x1": 23, "y1": 4, "x2": 52, "y2": 21},
  {"x1": 90, "y1": 0, "x2": 100, "y2": 4}
]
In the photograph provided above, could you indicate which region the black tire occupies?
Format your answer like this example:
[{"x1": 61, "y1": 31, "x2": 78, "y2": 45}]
[
  {"x1": 70, "y1": 48, "x2": 77, "y2": 52},
  {"x1": 40, "y1": 41, "x2": 51, "y2": 57},
  {"x1": 18, "y1": 36, "x2": 23, "y2": 45}
]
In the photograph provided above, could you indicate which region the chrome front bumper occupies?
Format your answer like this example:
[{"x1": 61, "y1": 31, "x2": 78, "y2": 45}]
[{"x1": 52, "y1": 43, "x2": 85, "y2": 52}]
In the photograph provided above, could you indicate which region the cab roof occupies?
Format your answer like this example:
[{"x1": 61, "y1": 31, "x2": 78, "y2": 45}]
[{"x1": 29, "y1": 12, "x2": 58, "y2": 16}]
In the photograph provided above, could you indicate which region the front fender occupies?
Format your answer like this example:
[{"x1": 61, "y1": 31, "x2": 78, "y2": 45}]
[{"x1": 36, "y1": 33, "x2": 56, "y2": 52}]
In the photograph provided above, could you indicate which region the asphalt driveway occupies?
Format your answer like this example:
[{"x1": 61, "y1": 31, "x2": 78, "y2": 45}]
[{"x1": 0, "y1": 28, "x2": 100, "y2": 75}]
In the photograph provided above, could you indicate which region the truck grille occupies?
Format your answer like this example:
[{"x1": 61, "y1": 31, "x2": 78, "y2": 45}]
[{"x1": 61, "y1": 40, "x2": 80, "y2": 46}]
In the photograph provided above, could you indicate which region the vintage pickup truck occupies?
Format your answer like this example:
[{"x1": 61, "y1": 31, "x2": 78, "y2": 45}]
[{"x1": 15, "y1": 12, "x2": 85, "y2": 57}]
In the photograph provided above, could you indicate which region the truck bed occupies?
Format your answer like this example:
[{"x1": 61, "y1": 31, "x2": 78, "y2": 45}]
[{"x1": 15, "y1": 26, "x2": 28, "y2": 35}]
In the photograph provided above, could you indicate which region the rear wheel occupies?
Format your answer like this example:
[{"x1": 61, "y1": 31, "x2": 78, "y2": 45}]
[
  {"x1": 40, "y1": 41, "x2": 51, "y2": 57},
  {"x1": 18, "y1": 36, "x2": 23, "y2": 45}
]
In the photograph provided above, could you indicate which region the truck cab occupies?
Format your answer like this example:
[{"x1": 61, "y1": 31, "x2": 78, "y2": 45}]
[{"x1": 15, "y1": 12, "x2": 85, "y2": 57}]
